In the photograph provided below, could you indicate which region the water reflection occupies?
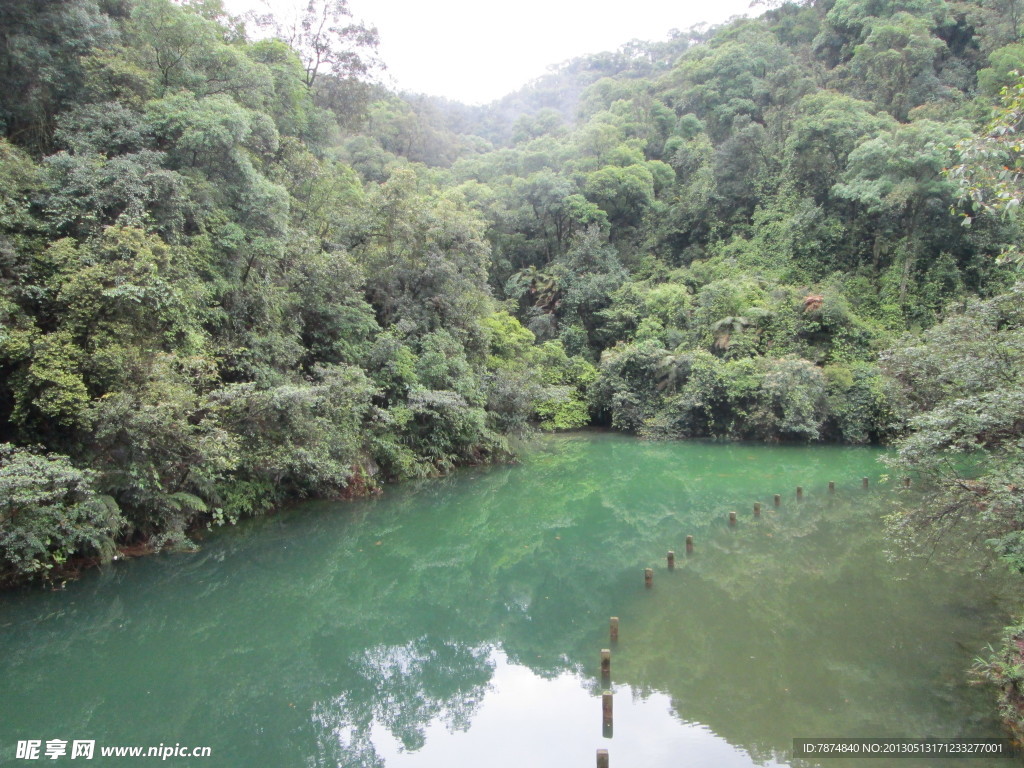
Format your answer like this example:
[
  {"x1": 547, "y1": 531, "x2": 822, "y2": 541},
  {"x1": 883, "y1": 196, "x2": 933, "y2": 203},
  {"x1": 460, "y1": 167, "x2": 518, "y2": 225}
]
[
  {"x1": 367, "y1": 648, "x2": 784, "y2": 768},
  {"x1": 311, "y1": 640, "x2": 492, "y2": 767},
  {"x1": 0, "y1": 434, "x2": 1018, "y2": 767}
]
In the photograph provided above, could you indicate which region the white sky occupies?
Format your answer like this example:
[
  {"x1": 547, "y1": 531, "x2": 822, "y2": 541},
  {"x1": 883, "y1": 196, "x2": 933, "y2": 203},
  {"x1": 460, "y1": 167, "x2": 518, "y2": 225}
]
[{"x1": 224, "y1": 0, "x2": 758, "y2": 104}]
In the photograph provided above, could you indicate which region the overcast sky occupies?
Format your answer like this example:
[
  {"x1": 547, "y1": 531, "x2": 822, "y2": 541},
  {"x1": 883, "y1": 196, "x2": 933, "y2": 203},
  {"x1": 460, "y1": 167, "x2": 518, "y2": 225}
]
[{"x1": 223, "y1": 0, "x2": 759, "y2": 104}]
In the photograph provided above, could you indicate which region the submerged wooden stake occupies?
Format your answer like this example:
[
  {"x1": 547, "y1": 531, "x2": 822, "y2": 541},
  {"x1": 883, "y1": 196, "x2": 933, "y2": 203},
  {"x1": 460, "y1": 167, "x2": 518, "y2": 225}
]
[
  {"x1": 774, "y1": 493, "x2": 781, "y2": 508},
  {"x1": 903, "y1": 476, "x2": 912, "y2": 488},
  {"x1": 667, "y1": 550, "x2": 675, "y2": 570},
  {"x1": 597, "y1": 749, "x2": 609, "y2": 768},
  {"x1": 862, "y1": 476, "x2": 869, "y2": 488},
  {"x1": 729, "y1": 511, "x2": 737, "y2": 526},
  {"x1": 609, "y1": 617, "x2": 619, "y2": 643},
  {"x1": 829, "y1": 481, "x2": 835, "y2": 494},
  {"x1": 602, "y1": 691, "x2": 613, "y2": 725},
  {"x1": 644, "y1": 567, "x2": 653, "y2": 588},
  {"x1": 685, "y1": 534, "x2": 694, "y2": 554},
  {"x1": 753, "y1": 501, "x2": 761, "y2": 517},
  {"x1": 600, "y1": 649, "x2": 611, "y2": 678},
  {"x1": 796, "y1": 485, "x2": 803, "y2": 500}
]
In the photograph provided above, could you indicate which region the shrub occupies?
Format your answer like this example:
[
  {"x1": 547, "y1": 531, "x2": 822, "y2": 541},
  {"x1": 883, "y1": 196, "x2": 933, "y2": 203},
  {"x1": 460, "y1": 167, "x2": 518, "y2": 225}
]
[{"x1": 0, "y1": 445, "x2": 123, "y2": 581}]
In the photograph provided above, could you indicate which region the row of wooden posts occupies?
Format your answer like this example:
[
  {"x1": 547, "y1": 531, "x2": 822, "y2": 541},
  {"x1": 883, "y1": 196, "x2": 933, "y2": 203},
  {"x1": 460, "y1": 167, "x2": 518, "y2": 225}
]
[{"x1": 594, "y1": 475, "x2": 912, "y2": 766}]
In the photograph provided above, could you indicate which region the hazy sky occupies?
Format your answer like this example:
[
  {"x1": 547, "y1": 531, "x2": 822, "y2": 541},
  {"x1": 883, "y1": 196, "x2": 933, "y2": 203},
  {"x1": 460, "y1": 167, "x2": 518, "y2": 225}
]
[{"x1": 223, "y1": 0, "x2": 758, "y2": 104}]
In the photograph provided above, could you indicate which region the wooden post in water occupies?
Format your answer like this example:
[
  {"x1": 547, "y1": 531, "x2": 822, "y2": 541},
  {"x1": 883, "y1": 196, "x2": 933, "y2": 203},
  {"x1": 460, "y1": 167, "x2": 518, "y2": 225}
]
[
  {"x1": 829, "y1": 481, "x2": 835, "y2": 494},
  {"x1": 609, "y1": 617, "x2": 619, "y2": 644},
  {"x1": 600, "y1": 649, "x2": 611, "y2": 679},
  {"x1": 796, "y1": 486, "x2": 803, "y2": 500},
  {"x1": 644, "y1": 568, "x2": 653, "y2": 588},
  {"x1": 903, "y1": 476, "x2": 912, "y2": 488},
  {"x1": 729, "y1": 511, "x2": 737, "y2": 526},
  {"x1": 774, "y1": 493, "x2": 781, "y2": 508},
  {"x1": 754, "y1": 501, "x2": 761, "y2": 517},
  {"x1": 667, "y1": 550, "x2": 675, "y2": 570},
  {"x1": 597, "y1": 749, "x2": 609, "y2": 768},
  {"x1": 862, "y1": 477, "x2": 869, "y2": 488},
  {"x1": 685, "y1": 535, "x2": 694, "y2": 555},
  {"x1": 602, "y1": 691, "x2": 613, "y2": 726}
]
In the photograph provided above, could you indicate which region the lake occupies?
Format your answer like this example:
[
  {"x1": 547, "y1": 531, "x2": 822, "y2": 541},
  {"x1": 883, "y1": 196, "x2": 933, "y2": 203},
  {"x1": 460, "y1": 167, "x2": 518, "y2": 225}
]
[{"x1": 0, "y1": 432, "x2": 1019, "y2": 767}]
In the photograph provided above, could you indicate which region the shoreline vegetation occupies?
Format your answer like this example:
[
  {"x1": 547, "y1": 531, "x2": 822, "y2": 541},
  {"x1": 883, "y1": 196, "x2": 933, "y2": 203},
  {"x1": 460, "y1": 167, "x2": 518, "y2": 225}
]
[{"x1": 2, "y1": 0, "x2": 1024, "y2": 738}]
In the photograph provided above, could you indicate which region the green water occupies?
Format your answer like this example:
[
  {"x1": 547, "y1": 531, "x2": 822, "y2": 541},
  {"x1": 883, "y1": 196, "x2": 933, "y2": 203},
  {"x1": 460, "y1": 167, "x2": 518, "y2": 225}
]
[{"x1": 0, "y1": 432, "x2": 1020, "y2": 767}]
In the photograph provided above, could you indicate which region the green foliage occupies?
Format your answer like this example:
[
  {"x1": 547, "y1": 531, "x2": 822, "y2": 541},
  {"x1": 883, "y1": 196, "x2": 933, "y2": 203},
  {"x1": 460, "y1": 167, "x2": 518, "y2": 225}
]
[
  {"x1": 127, "y1": 0, "x2": 268, "y2": 103},
  {"x1": 0, "y1": 0, "x2": 119, "y2": 153},
  {"x1": 783, "y1": 91, "x2": 896, "y2": 202},
  {"x1": 215, "y1": 364, "x2": 374, "y2": 503},
  {"x1": 823, "y1": 362, "x2": 906, "y2": 442},
  {"x1": 0, "y1": 0, "x2": 553, "y2": 573},
  {"x1": 354, "y1": 168, "x2": 492, "y2": 339},
  {"x1": 971, "y1": 621, "x2": 1024, "y2": 743},
  {"x1": 534, "y1": 389, "x2": 590, "y2": 430},
  {"x1": 87, "y1": 352, "x2": 237, "y2": 538},
  {"x1": 290, "y1": 248, "x2": 379, "y2": 369},
  {"x1": 976, "y1": 44, "x2": 1024, "y2": 97},
  {"x1": 848, "y1": 12, "x2": 948, "y2": 120},
  {"x1": 529, "y1": 339, "x2": 597, "y2": 430},
  {"x1": 882, "y1": 287, "x2": 1024, "y2": 567},
  {"x1": 10, "y1": 330, "x2": 91, "y2": 431},
  {"x1": 754, "y1": 356, "x2": 829, "y2": 439},
  {"x1": 949, "y1": 74, "x2": 1024, "y2": 264},
  {"x1": 663, "y1": 24, "x2": 794, "y2": 140},
  {"x1": 583, "y1": 162, "x2": 655, "y2": 230},
  {"x1": 0, "y1": 444, "x2": 123, "y2": 581},
  {"x1": 3, "y1": 0, "x2": 1024, "y2": 584},
  {"x1": 254, "y1": 0, "x2": 379, "y2": 88},
  {"x1": 481, "y1": 310, "x2": 535, "y2": 369},
  {"x1": 0, "y1": 138, "x2": 45, "y2": 234}
]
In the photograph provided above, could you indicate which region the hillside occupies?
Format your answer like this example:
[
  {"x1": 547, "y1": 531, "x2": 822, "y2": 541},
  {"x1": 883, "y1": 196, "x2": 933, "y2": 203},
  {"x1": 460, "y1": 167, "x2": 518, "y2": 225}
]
[{"x1": 0, "y1": 0, "x2": 1022, "y2": 634}]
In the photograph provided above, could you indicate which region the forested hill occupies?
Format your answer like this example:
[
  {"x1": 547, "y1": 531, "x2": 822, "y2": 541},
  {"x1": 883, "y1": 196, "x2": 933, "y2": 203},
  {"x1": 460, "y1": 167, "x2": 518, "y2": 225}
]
[{"x1": 1, "y1": 0, "x2": 1023, "y2": 589}]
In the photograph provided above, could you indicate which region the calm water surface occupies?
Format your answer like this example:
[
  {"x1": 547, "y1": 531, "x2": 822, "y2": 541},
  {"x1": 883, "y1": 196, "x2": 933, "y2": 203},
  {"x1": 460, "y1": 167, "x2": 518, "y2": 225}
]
[{"x1": 0, "y1": 432, "x2": 1020, "y2": 767}]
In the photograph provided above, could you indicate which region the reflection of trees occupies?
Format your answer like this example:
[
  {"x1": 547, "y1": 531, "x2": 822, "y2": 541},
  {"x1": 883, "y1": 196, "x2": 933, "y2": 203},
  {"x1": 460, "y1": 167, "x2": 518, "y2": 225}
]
[
  {"x1": 311, "y1": 639, "x2": 494, "y2": 767},
  {"x1": 600, "y1": 493, "x2": 1016, "y2": 765},
  {"x1": 1, "y1": 434, "x2": 1001, "y2": 768}
]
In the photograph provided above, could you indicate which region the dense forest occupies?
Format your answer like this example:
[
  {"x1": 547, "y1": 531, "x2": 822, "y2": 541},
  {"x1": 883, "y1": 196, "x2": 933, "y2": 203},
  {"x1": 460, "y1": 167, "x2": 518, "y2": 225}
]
[{"x1": 2, "y1": 0, "x2": 1024, "y2": 707}]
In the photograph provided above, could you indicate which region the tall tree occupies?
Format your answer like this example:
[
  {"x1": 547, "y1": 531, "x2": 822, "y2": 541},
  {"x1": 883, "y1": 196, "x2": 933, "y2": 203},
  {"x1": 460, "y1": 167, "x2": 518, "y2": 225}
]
[{"x1": 259, "y1": 0, "x2": 379, "y2": 88}]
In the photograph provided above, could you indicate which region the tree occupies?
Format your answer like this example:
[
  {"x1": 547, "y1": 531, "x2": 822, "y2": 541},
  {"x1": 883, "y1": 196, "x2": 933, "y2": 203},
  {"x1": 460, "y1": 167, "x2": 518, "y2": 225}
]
[
  {"x1": 947, "y1": 74, "x2": 1024, "y2": 264},
  {"x1": 583, "y1": 163, "x2": 656, "y2": 231},
  {"x1": 555, "y1": 225, "x2": 627, "y2": 352},
  {"x1": 967, "y1": 0, "x2": 1024, "y2": 54},
  {"x1": 0, "y1": 0, "x2": 118, "y2": 153},
  {"x1": 815, "y1": 0, "x2": 954, "y2": 65},
  {"x1": 353, "y1": 168, "x2": 492, "y2": 341},
  {"x1": 882, "y1": 288, "x2": 1024, "y2": 568},
  {"x1": 214, "y1": 364, "x2": 375, "y2": 507},
  {"x1": 976, "y1": 44, "x2": 1024, "y2": 98},
  {"x1": 662, "y1": 25, "x2": 794, "y2": 141},
  {"x1": 128, "y1": 0, "x2": 269, "y2": 104},
  {"x1": 754, "y1": 356, "x2": 828, "y2": 440},
  {"x1": 257, "y1": 0, "x2": 379, "y2": 88},
  {"x1": 847, "y1": 12, "x2": 947, "y2": 120},
  {"x1": 833, "y1": 119, "x2": 970, "y2": 300},
  {"x1": 506, "y1": 265, "x2": 562, "y2": 315},
  {"x1": 784, "y1": 91, "x2": 896, "y2": 203},
  {"x1": 0, "y1": 444, "x2": 123, "y2": 581}
]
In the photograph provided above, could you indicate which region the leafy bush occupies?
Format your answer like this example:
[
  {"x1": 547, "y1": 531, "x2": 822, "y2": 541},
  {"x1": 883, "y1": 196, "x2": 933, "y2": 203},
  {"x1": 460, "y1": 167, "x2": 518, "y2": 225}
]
[
  {"x1": 0, "y1": 445, "x2": 123, "y2": 581},
  {"x1": 882, "y1": 287, "x2": 1024, "y2": 568},
  {"x1": 753, "y1": 356, "x2": 828, "y2": 440}
]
